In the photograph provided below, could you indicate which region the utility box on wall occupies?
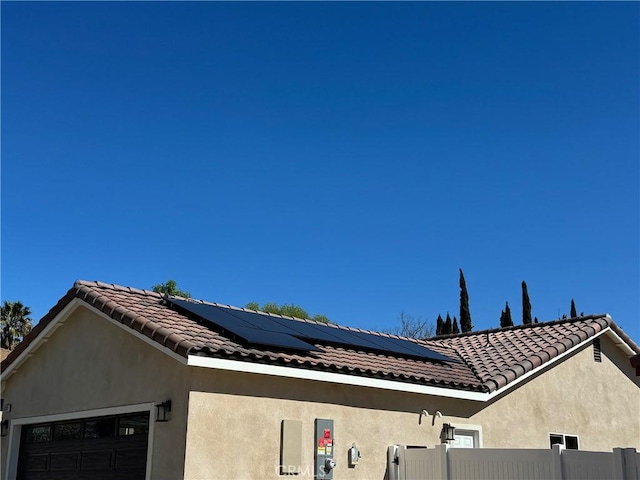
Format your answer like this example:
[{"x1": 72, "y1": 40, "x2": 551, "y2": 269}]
[
  {"x1": 314, "y1": 418, "x2": 335, "y2": 479},
  {"x1": 280, "y1": 420, "x2": 302, "y2": 475}
]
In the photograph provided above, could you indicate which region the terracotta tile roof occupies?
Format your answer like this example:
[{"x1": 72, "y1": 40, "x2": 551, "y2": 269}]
[
  {"x1": 2, "y1": 281, "x2": 638, "y2": 395},
  {"x1": 431, "y1": 317, "x2": 640, "y2": 391}
]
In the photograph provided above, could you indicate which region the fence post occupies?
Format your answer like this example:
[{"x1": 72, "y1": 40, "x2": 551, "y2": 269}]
[
  {"x1": 613, "y1": 448, "x2": 625, "y2": 479},
  {"x1": 616, "y1": 448, "x2": 639, "y2": 480},
  {"x1": 434, "y1": 444, "x2": 449, "y2": 480},
  {"x1": 551, "y1": 444, "x2": 564, "y2": 480},
  {"x1": 623, "y1": 448, "x2": 639, "y2": 480}
]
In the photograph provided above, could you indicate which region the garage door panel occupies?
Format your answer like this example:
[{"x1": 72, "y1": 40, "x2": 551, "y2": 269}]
[
  {"x1": 24, "y1": 453, "x2": 49, "y2": 472},
  {"x1": 116, "y1": 447, "x2": 148, "y2": 470},
  {"x1": 17, "y1": 412, "x2": 149, "y2": 480},
  {"x1": 49, "y1": 451, "x2": 80, "y2": 470},
  {"x1": 80, "y1": 449, "x2": 114, "y2": 470}
]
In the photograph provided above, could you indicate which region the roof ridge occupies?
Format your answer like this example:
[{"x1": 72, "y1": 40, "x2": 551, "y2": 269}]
[
  {"x1": 74, "y1": 279, "x2": 163, "y2": 298},
  {"x1": 433, "y1": 314, "x2": 611, "y2": 340}
]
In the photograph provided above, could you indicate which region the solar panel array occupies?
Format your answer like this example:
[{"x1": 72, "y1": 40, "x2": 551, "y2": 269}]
[{"x1": 169, "y1": 297, "x2": 456, "y2": 363}]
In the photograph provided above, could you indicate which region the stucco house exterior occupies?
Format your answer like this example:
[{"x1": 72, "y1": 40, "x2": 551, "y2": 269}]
[{"x1": 1, "y1": 280, "x2": 639, "y2": 480}]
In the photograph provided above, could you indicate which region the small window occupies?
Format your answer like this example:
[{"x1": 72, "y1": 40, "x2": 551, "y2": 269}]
[
  {"x1": 83, "y1": 417, "x2": 116, "y2": 439},
  {"x1": 53, "y1": 422, "x2": 82, "y2": 441},
  {"x1": 24, "y1": 425, "x2": 52, "y2": 443},
  {"x1": 550, "y1": 433, "x2": 579, "y2": 450},
  {"x1": 550, "y1": 434, "x2": 564, "y2": 447},
  {"x1": 565, "y1": 436, "x2": 579, "y2": 450},
  {"x1": 118, "y1": 414, "x2": 149, "y2": 436}
]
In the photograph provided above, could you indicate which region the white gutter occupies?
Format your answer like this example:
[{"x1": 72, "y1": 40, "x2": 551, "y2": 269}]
[
  {"x1": 187, "y1": 326, "x2": 630, "y2": 403},
  {"x1": 187, "y1": 354, "x2": 491, "y2": 401},
  {"x1": 6, "y1": 299, "x2": 634, "y2": 404}
]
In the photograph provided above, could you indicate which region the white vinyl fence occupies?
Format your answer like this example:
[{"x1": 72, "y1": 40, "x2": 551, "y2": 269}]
[{"x1": 387, "y1": 444, "x2": 640, "y2": 480}]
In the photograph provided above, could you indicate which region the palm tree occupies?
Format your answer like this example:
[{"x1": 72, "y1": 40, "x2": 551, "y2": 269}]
[{"x1": 1, "y1": 301, "x2": 33, "y2": 350}]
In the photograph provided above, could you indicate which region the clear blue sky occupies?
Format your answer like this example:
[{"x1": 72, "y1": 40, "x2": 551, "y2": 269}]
[{"x1": 2, "y1": 2, "x2": 639, "y2": 341}]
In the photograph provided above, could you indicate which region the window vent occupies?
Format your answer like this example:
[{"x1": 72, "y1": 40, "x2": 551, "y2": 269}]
[{"x1": 593, "y1": 338, "x2": 602, "y2": 363}]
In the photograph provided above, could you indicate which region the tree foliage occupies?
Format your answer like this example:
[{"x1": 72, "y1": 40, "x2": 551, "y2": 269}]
[
  {"x1": 452, "y1": 316, "x2": 460, "y2": 334},
  {"x1": 522, "y1": 281, "x2": 532, "y2": 325},
  {"x1": 246, "y1": 302, "x2": 329, "y2": 323},
  {"x1": 444, "y1": 313, "x2": 453, "y2": 335},
  {"x1": 387, "y1": 312, "x2": 435, "y2": 339},
  {"x1": 459, "y1": 269, "x2": 472, "y2": 332},
  {"x1": 435, "y1": 314, "x2": 444, "y2": 336},
  {"x1": 152, "y1": 280, "x2": 191, "y2": 298},
  {"x1": 570, "y1": 299, "x2": 577, "y2": 318},
  {"x1": 500, "y1": 301, "x2": 513, "y2": 328},
  {"x1": 1, "y1": 301, "x2": 33, "y2": 350}
]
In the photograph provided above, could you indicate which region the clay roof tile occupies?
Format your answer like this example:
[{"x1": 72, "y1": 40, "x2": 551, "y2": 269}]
[{"x1": 2, "y1": 281, "x2": 634, "y2": 395}]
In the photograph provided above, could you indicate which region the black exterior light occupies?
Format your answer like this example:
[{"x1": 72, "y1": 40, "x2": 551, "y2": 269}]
[
  {"x1": 441, "y1": 423, "x2": 455, "y2": 443},
  {"x1": 155, "y1": 400, "x2": 172, "y2": 422},
  {"x1": 0, "y1": 420, "x2": 8, "y2": 437}
]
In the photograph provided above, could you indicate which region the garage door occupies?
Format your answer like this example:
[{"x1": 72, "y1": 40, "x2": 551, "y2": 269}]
[{"x1": 16, "y1": 412, "x2": 149, "y2": 480}]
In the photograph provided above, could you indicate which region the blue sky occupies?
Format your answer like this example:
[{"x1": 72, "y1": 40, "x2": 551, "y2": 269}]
[{"x1": 2, "y1": 2, "x2": 639, "y2": 341}]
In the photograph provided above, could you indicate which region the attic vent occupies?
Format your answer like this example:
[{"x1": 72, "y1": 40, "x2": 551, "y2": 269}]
[{"x1": 593, "y1": 338, "x2": 601, "y2": 363}]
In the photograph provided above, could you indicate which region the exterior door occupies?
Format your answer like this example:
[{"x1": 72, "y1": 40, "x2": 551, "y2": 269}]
[
  {"x1": 16, "y1": 412, "x2": 149, "y2": 480},
  {"x1": 451, "y1": 430, "x2": 477, "y2": 448}
]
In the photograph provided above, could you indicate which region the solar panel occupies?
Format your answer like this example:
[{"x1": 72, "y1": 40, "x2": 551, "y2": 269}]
[
  {"x1": 170, "y1": 298, "x2": 319, "y2": 352},
  {"x1": 224, "y1": 325, "x2": 322, "y2": 352},
  {"x1": 381, "y1": 335, "x2": 455, "y2": 363},
  {"x1": 221, "y1": 309, "x2": 300, "y2": 335},
  {"x1": 169, "y1": 297, "x2": 456, "y2": 362}
]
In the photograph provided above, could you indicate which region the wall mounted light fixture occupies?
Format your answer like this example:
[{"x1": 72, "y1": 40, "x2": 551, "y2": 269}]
[
  {"x1": 1, "y1": 420, "x2": 8, "y2": 437},
  {"x1": 441, "y1": 423, "x2": 455, "y2": 443},
  {"x1": 155, "y1": 400, "x2": 172, "y2": 422}
]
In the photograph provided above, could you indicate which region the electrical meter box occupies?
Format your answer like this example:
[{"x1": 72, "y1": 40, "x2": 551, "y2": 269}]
[{"x1": 314, "y1": 418, "x2": 335, "y2": 479}]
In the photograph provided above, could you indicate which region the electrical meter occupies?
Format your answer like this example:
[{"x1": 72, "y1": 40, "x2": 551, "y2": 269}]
[{"x1": 314, "y1": 419, "x2": 335, "y2": 479}]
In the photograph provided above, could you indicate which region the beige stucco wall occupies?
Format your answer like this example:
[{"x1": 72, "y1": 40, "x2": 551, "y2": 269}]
[
  {"x1": 183, "y1": 334, "x2": 639, "y2": 480},
  {"x1": 0, "y1": 305, "x2": 190, "y2": 480},
  {"x1": 471, "y1": 334, "x2": 640, "y2": 452},
  {"x1": 2, "y1": 306, "x2": 638, "y2": 480}
]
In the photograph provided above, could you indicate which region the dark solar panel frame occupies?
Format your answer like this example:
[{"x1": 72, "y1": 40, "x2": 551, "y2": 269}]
[
  {"x1": 170, "y1": 298, "x2": 319, "y2": 352},
  {"x1": 225, "y1": 325, "x2": 322, "y2": 352},
  {"x1": 169, "y1": 297, "x2": 456, "y2": 362}
]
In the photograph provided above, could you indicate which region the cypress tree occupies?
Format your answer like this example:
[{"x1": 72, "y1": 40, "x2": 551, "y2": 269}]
[
  {"x1": 444, "y1": 313, "x2": 452, "y2": 335},
  {"x1": 570, "y1": 299, "x2": 577, "y2": 318},
  {"x1": 452, "y1": 316, "x2": 460, "y2": 334},
  {"x1": 505, "y1": 302, "x2": 513, "y2": 326},
  {"x1": 522, "y1": 281, "x2": 532, "y2": 325},
  {"x1": 534, "y1": 316, "x2": 539, "y2": 323},
  {"x1": 436, "y1": 314, "x2": 444, "y2": 336},
  {"x1": 500, "y1": 301, "x2": 513, "y2": 328},
  {"x1": 459, "y1": 269, "x2": 472, "y2": 332}
]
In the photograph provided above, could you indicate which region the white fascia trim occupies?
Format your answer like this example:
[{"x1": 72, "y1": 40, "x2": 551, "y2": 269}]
[
  {"x1": 481, "y1": 327, "x2": 617, "y2": 401},
  {"x1": 186, "y1": 326, "x2": 629, "y2": 403},
  {"x1": 187, "y1": 355, "x2": 491, "y2": 401},
  {"x1": 603, "y1": 327, "x2": 637, "y2": 356},
  {"x1": 1, "y1": 299, "x2": 188, "y2": 384},
  {"x1": 1, "y1": 298, "x2": 83, "y2": 381},
  {"x1": 4, "y1": 402, "x2": 156, "y2": 480}
]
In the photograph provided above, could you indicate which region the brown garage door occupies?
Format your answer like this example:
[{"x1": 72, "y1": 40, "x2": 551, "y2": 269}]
[{"x1": 17, "y1": 412, "x2": 149, "y2": 480}]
